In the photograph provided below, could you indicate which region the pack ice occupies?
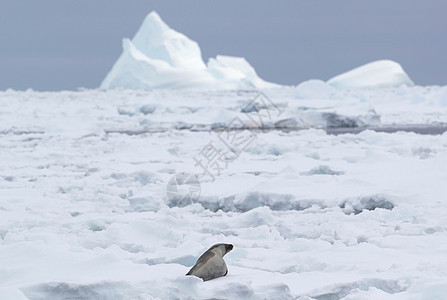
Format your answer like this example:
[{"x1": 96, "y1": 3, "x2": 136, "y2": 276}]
[
  {"x1": 100, "y1": 12, "x2": 277, "y2": 90},
  {"x1": 1, "y1": 85, "x2": 447, "y2": 299}
]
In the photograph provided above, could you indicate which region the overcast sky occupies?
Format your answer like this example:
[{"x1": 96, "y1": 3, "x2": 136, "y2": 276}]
[{"x1": 1, "y1": 1, "x2": 446, "y2": 91}]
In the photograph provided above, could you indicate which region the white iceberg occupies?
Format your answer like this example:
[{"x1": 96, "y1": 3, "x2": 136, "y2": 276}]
[
  {"x1": 101, "y1": 12, "x2": 277, "y2": 90},
  {"x1": 327, "y1": 60, "x2": 414, "y2": 89}
]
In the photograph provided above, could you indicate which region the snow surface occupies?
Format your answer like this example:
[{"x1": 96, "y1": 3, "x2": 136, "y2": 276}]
[
  {"x1": 327, "y1": 60, "x2": 414, "y2": 89},
  {"x1": 1, "y1": 85, "x2": 447, "y2": 299},
  {"x1": 101, "y1": 12, "x2": 277, "y2": 90}
]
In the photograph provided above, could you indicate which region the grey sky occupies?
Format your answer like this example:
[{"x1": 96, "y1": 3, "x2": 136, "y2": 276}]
[{"x1": 1, "y1": 1, "x2": 446, "y2": 91}]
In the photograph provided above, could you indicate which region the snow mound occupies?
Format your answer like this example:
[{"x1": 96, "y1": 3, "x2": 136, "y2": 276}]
[
  {"x1": 327, "y1": 60, "x2": 414, "y2": 89},
  {"x1": 171, "y1": 192, "x2": 325, "y2": 213},
  {"x1": 309, "y1": 278, "x2": 408, "y2": 299},
  {"x1": 101, "y1": 12, "x2": 276, "y2": 90},
  {"x1": 300, "y1": 165, "x2": 344, "y2": 176},
  {"x1": 340, "y1": 195, "x2": 395, "y2": 215},
  {"x1": 295, "y1": 79, "x2": 337, "y2": 99}
]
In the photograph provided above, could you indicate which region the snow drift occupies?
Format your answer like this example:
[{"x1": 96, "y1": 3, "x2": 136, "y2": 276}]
[
  {"x1": 327, "y1": 60, "x2": 414, "y2": 89},
  {"x1": 101, "y1": 12, "x2": 276, "y2": 90}
]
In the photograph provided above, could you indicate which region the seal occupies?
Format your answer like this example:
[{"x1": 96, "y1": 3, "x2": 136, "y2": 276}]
[{"x1": 186, "y1": 243, "x2": 233, "y2": 281}]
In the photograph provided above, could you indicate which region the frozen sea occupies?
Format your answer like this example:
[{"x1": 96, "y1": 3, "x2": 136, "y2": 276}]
[{"x1": 1, "y1": 86, "x2": 447, "y2": 299}]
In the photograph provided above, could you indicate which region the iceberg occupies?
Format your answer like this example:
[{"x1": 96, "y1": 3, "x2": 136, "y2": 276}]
[
  {"x1": 131, "y1": 11, "x2": 206, "y2": 70},
  {"x1": 327, "y1": 60, "x2": 414, "y2": 89},
  {"x1": 101, "y1": 12, "x2": 277, "y2": 90}
]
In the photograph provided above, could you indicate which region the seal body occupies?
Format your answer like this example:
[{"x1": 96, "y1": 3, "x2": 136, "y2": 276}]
[{"x1": 186, "y1": 243, "x2": 233, "y2": 281}]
